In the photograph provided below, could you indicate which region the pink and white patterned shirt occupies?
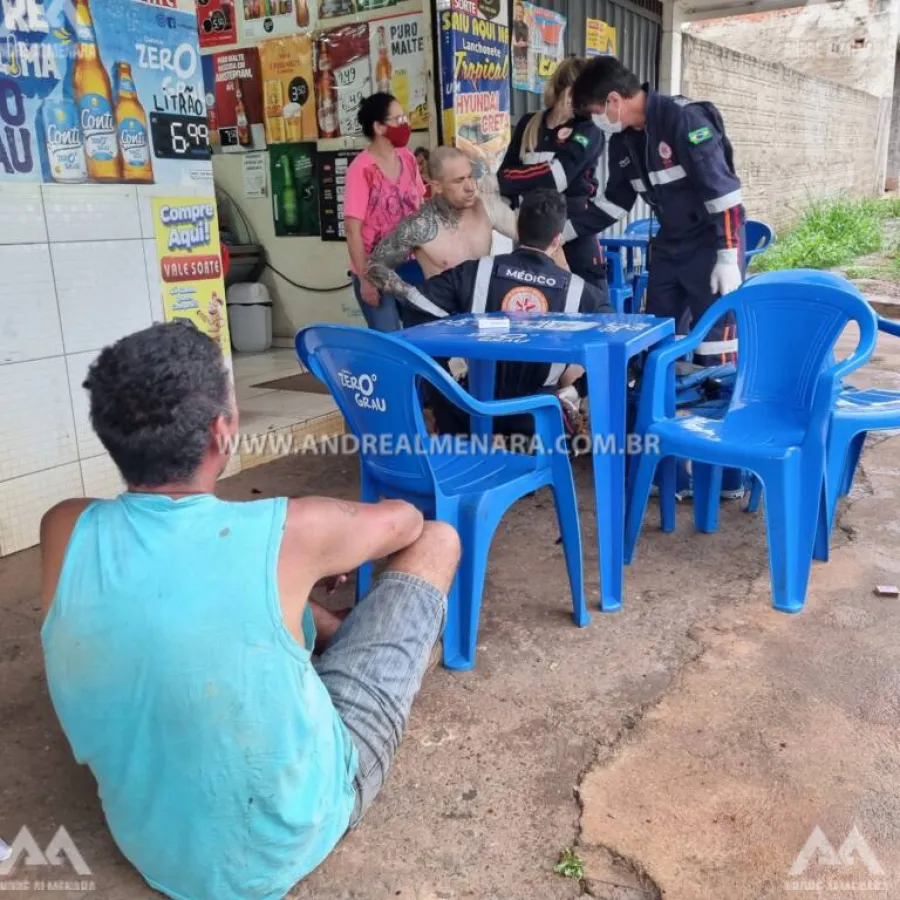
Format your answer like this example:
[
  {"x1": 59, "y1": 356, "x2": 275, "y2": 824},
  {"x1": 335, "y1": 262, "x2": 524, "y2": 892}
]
[{"x1": 344, "y1": 147, "x2": 425, "y2": 274}]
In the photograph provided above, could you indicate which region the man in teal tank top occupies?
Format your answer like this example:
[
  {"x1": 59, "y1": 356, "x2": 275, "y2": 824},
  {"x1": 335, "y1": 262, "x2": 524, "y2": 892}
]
[{"x1": 39, "y1": 321, "x2": 460, "y2": 900}]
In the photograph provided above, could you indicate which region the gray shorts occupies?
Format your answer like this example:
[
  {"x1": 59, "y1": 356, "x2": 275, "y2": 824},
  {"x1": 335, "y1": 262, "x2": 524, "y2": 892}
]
[{"x1": 313, "y1": 571, "x2": 447, "y2": 826}]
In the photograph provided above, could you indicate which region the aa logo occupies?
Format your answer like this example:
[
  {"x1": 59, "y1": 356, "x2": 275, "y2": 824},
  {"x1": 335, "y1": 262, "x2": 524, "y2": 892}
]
[
  {"x1": 0, "y1": 827, "x2": 91, "y2": 877},
  {"x1": 785, "y1": 824, "x2": 890, "y2": 892}
]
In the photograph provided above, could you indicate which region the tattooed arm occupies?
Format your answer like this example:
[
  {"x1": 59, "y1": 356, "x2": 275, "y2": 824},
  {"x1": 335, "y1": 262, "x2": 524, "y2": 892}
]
[{"x1": 366, "y1": 204, "x2": 441, "y2": 294}]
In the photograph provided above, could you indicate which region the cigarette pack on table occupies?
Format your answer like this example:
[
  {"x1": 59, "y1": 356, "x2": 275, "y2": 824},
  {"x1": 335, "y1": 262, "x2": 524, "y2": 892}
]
[{"x1": 476, "y1": 316, "x2": 510, "y2": 332}]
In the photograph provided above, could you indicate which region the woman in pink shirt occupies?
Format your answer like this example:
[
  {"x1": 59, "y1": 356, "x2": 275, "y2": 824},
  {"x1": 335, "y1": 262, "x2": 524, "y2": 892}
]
[{"x1": 344, "y1": 93, "x2": 425, "y2": 331}]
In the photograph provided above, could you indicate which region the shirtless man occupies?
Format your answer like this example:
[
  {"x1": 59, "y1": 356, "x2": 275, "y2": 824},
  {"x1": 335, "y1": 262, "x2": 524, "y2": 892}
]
[{"x1": 366, "y1": 146, "x2": 519, "y2": 292}]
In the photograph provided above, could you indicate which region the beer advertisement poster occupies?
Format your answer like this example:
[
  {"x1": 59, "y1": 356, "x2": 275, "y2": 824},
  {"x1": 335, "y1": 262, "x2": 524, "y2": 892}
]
[
  {"x1": 269, "y1": 144, "x2": 319, "y2": 237},
  {"x1": 239, "y1": 0, "x2": 313, "y2": 41},
  {"x1": 258, "y1": 35, "x2": 317, "y2": 144},
  {"x1": 209, "y1": 47, "x2": 267, "y2": 153},
  {"x1": 438, "y1": 0, "x2": 510, "y2": 174},
  {"x1": 316, "y1": 25, "x2": 371, "y2": 139},
  {"x1": 316, "y1": 148, "x2": 358, "y2": 241},
  {"x1": 197, "y1": 0, "x2": 239, "y2": 49},
  {"x1": 368, "y1": 14, "x2": 428, "y2": 132},
  {"x1": 150, "y1": 197, "x2": 231, "y2": 361},
  {"x1": 1, "y1": 0, "x2": 213, "y2": 186}
]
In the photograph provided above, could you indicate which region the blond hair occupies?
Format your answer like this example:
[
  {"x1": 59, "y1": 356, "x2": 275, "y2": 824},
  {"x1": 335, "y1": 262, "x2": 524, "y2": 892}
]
[{"x1": 521, "y1": 57, "x2": 587, "y2": 155}]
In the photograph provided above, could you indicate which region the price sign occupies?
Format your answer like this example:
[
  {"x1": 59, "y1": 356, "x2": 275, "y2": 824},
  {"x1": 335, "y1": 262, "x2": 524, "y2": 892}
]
[{"x1": 150, "y1": 112, "x2": 212, "y2": 161}]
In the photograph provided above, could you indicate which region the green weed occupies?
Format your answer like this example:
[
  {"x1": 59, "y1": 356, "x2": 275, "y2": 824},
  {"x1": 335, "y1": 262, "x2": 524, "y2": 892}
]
[
  {"x1": 554, "y1": 847, "x2": 585, "y2": 880},
  {"x1": 751, "y1": 196, "x2": 898, "y2": 273}
]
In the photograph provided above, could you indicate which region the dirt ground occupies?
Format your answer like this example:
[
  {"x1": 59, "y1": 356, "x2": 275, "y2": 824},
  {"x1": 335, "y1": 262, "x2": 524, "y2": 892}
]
[{"x1": 2, "y1": 329, "x2": 900, "y2": 900}]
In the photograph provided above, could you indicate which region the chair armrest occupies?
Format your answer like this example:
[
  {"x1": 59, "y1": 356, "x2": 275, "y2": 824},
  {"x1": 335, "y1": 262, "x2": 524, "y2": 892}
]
[
  {"x1": 430, "y1": 371, "x2": 562, "y2": 420},
  {"x1": 878, "y1": 316, "x2": 900, "y2": 339}
]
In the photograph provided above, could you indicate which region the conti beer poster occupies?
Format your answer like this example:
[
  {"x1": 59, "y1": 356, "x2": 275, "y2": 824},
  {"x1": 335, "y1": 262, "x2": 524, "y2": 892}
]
[
  {"x1": 438, "y1": 0, "x2": 510, "y2": 174},
  {"x1": 208, "y1": 47, "x2": 267, "y2": 152},
  {"x1": 316, "y1": 24, "x2": 370, "y2": 139},
  {"x1": 269, "y1": 143, "x2": 319, "y2": 236},
  {"x1": 239, "y1": 0, "x2": 311, "y2": 41},
  {"x1": 197, "y1": 0, "x2": 239, "y2": 49},
  {"x1": 0, "y1": 0, "x2": 212, "y2": 185},
  {"x1": 151, "y1": 196, "x2": 231, "y2": 359},
  {"x1": 369, "y1": 13, "x2": 428, "y2": 131},
  {"x1": 258, "y1": 34, "x2": 316, "y2": 144}
]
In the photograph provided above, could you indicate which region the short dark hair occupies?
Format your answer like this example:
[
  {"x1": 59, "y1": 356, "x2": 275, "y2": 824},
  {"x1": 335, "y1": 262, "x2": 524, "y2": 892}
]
[
  {"x1": 83, "y1": 320, "x2": 231, "y2": 487},
  {"x1": 358, "y1": 92, "x2": 396, "y2": 139},
  {"x1": 517, "y1": 189, "x2": 566, "y2": 250},
  {"x1": 572, "y1": 56, "x2": 642, "y2": 115},
  {"x1": 414, "y1": 147, "x2": 430, "y2": 159}
]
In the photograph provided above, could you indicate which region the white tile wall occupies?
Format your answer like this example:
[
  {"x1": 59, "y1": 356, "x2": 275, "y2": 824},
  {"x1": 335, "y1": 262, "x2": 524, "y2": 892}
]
[
  {"x1": 0, "y1": 185, "x2": 47, "y2": 245},
  {"x1": 43, "y1": 184, "x2": 142, "y2": 243},
  {"x1": 53, "y1": 240, "x2": 153, "y2": 355},
  {"x1": 81, "y1": 453, "x2": 126, "y2": 499},
  {"x1": 0, "y1": 244, "x2": 64, "y2": 364},
  {"x1": 65, "y1": 350, "x2": 105, "y2": 461},
  {"x1": 0, "y1": 178, "x2": 227, "y2": 558},
  {"x1": 0, "y1": 356, "x2": 78, "y2": 482},
  {"x1": 0, "y1": 463, "x2": 83, "y2": 556},
  {"x1": 143, "y1": 239, "x2": 165, "y2": 322}
]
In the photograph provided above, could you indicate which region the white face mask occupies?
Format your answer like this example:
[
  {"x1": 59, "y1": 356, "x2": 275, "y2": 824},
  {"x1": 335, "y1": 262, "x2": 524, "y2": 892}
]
[{"x1": 592, "y1": 98, "x2": 623, "y2": 134}]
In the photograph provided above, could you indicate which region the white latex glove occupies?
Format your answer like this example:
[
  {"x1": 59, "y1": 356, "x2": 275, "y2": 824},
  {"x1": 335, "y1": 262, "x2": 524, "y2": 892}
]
[{"x1": 710, "y1": 248, "x2": 743, "y2": 296}]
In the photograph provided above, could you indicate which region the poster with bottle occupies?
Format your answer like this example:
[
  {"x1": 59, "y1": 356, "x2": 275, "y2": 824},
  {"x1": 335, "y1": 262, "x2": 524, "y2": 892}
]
[
  {"x1": 209, "y1": 48, "x2": 267, "y2": 153},
  {"x1": 368, "y1": 14, "x2": 428, "y2": 131},
  {"x1": 151, "y1": 196, "x2": 231, "y2": 361},
  {"x1": 316, "y1": 25, "x2": 370, "y2": 139},
  {"x1": 0, "y1": 0, "x2": 212, "y2": 186},
  {"x1": 317, "y1": 148, "x2": 358, "y2": 241},
  {"x1": 197, "y1": 0, "x2": 239, "y2": 48},
  {"x1": 258, "y1": 35, "x2": 317, "y2": 144},
  {"x1": 269, "y1": 144, "x2": 319, "y2": 236},
  {"x1": 239, "y1": 0, "x2": 312, "y2": 41}
]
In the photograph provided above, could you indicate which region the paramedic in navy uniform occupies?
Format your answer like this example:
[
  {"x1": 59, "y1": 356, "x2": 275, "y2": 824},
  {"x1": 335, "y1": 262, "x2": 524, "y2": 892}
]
[
  {"x1": 375, "y1": 189, "x2": 612, "y2": 438},
  {"x1": 497, "y1": 58, "x2": 608, "y2": 300},
  {"x1": 565, "y1": 55, "x2": 746, "y2": 497}
]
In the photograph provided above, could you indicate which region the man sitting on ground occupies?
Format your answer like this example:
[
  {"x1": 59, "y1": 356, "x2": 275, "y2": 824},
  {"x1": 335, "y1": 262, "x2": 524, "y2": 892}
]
[
  {"x1": 39, "y1": 320, "x2": 460, "y2": 900},
  {"x1": 375, "y1": 189, "x2": 611, "y2": 438}
]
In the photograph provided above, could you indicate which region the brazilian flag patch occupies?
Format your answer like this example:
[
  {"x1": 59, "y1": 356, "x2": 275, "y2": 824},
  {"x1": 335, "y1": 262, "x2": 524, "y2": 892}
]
[
  {"x1": 688, "y1": 126, "x2": 713, "y2": 145},
  {"x1": 573, "y1": 133, "x2": 590, "y2": 148}
]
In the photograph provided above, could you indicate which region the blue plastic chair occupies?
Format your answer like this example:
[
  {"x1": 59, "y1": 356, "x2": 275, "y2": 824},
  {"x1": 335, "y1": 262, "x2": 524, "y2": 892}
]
[
  {"x1": 625, "y1": 217, "x2": 660, "y2": 240},
  {"x1": 296, "y1": 325, "x2": 588, "y2": 671},
  {"x1": 745, "y1": 314, "x2": 900, "y2": 560},
  {"x1": 625, "y1": 270, "x2": 877, "y2": 613},
  {"x1": 605, "y1": 253, "x2": 633, "y2": 314},
  {"x1": 744, "y1": 220, "x2": 774, "y2": 266},
  {"x1": 624, "y1": 219, "x2": 658, "y2": 312}
]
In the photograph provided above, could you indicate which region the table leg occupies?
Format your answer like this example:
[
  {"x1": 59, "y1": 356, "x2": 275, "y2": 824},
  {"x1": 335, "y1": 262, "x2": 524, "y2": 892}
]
[
  {"x1": 587, "y1": 346, "x2": 628, "y2": 612},
  {"x1": 467, "y1": 358, "x2": 496, "y2": 440}
]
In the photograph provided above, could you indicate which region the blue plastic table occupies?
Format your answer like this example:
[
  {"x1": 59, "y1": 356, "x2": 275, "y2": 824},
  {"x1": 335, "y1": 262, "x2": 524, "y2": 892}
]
[{"x1": 400, "y1": 312, "x2": 675, "y2": 612}]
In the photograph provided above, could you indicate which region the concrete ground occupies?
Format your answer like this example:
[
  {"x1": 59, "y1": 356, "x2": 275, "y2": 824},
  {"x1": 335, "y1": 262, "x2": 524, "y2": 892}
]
[{"x1": 2, "y1": 328, "x2": 900, "y2": 900}]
